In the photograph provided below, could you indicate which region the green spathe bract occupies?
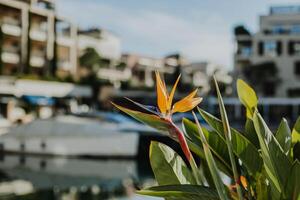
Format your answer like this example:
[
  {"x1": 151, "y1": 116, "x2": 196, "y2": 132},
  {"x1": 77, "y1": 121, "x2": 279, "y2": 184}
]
[{"x1": 115, "y1": 79, "x2": 300, "y2": 200}]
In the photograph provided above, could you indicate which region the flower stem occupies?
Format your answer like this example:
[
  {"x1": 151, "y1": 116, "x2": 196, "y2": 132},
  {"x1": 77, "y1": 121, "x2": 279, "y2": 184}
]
[{"x1": 169, "y1": 120, "x2": 202, "y2": 185}]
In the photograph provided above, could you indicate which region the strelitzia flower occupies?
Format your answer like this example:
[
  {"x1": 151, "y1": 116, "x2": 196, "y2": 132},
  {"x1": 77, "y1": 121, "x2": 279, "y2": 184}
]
[
  {"x1": 112, "y1": 71, "x2": 202, "y2": 163},
  {"x1": 155, "y1": 71, "x2": 203, "y2": 119}
]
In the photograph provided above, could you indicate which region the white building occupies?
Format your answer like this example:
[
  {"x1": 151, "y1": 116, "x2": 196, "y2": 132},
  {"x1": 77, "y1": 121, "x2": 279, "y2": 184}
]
[
  {"x1": 183, "y1": 62, "x2": 232, "y2": 95},
  {"x1": 121, "y1": 54, "x2": 166, "y2": 88},
  {"x1": 78, "y1": 28, "x2": 121, "y2": 62},
  {"x1": 0, "y1": 0, "x2": 77, "y2": 77},
  {"x1": 235, "y1": 5, "x2": 300, "y2": 97},
  {"x1": 78, "y1": 28, "x2": 128, "y2": 88}
]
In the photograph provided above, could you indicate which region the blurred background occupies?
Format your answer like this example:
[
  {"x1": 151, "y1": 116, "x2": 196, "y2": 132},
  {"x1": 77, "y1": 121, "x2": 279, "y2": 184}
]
[{"x1": 0, "y1": 0, "x2": 299, "y2": 199}]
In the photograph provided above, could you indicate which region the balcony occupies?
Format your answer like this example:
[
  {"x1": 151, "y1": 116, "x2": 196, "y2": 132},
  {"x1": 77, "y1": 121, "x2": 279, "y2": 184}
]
[
  {"x1": 1, "y1": 52, "x2": 20, "y2": 64},
  {"x1": 30, "y1": 29, "x2": 47, "y2": 42},
  {"x1": 235, "y1": 35, "x2": 251, "y2": 41},
  {"x1": 97, "y1": 68, "x2": 131, "y2": 82},
  {"x1": 30, "y1": 22, "x2": 47, "y2": 42},
  {"x1": 57, "y1": 60, "x2": 72, "y2": 70},
  {"x1": 56, "y1": 35, "x2": 74, "y2": 46},
  {"x1": 1, "y1": 45, "x2": 20, "y2": 64},
  {"x1": 30, "y1": 56, "x2": 45, "y2": 67},
  {"x1": 0, "y1": 18, "x2": 22, "y2": 37}
]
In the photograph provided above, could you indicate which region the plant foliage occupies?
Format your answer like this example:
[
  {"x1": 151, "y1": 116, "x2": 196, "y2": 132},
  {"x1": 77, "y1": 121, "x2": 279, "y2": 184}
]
[{"x1": 114, "y1": 75, "x2": 300, "y2": 200}]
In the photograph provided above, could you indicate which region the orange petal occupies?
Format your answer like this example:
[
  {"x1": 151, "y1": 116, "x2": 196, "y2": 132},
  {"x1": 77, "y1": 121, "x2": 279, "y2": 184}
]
[
  {"x1": 240, "y1": 176, "x2": 248, "y2": 189},
  {"x1": 155, "y1": 71, "x2": 168, "y2": 114},
  {"x1": 171, "y1": 88, "x2": 198, "y2": 113},
  {"x1": 173, "y1": 97, "x2": 203, "y2": 113},
  {"x1": 167, "y1": 74, "x2": 181, "y2": 111},
  {"x1": 184, "y1": 88, "x2": 198, "y2": 99}
]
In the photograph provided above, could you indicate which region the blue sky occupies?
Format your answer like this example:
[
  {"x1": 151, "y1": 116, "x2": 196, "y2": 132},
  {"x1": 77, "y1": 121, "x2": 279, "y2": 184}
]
[{"x1": 56, "y1": 0, "x2": 299, "y2": 69}]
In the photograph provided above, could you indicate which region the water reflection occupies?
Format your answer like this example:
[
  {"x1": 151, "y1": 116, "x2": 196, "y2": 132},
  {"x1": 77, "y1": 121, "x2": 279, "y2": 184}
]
[{"x1": 0, "y1": 154, "x2": 159, "y2": 200}]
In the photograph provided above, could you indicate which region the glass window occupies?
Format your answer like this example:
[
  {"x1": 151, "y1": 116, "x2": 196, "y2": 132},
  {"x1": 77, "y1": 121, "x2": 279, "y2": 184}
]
[
  {"x1": 272, "y1": 25, "x2": 286, "y2": 34},
  {"x1": 263, "y1": 41, "x2": 277, "y2": 57},
  {"x1": 294, "y1": 43, "x2": 300, "y2": 55},
  {"x1": 240, "y1": 47, "x2": 252, "y2": 57},
  {"x1": 291, "y1": 25, "x2": 300, "y2": 34},
  {"x1": 295, "y1": 61, "x2": 300, "y2": 75},
  {"x1": 288, "y1": 41, "x2": 300, "y2": 55}
]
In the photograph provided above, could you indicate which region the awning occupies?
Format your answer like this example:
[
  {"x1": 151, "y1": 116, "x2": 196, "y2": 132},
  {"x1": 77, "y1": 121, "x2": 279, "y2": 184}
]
[{"x1": 22, "y1": 95, "x2": 55, "y2": 106}]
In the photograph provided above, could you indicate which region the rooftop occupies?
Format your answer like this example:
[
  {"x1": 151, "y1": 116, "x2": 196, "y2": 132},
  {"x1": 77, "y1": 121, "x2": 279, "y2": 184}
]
[{"x1": 270, "y1": 5, "x2": 300, "y2": 15}]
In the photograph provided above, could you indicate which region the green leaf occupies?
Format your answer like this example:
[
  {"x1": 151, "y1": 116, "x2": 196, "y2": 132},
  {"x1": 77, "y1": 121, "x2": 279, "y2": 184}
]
[
  {"x1": 137, "y1": 185, "x2": 220, "y2": 200},
  {"x1": 183, "y1": 118, "x2": 232, "y2": 178},
  {"x1": 253, "y1": 112, "x2": 292, "y2": 197},
  {"x1": 256, "y1": 173, "x2": 269, "y2": 200},
  {"x1": 237, "y1": 79, "x2": 258, "y2": 118},
  {"x1": 199, "y1": 109, "x2": 262, "y2": 176},
  {"x1": 214, "y1": 77, "x2": 243, "y2": 200},
  {"x1": 284, "y1": 160, "x2": 300, "y2": 200},
  {"x1": 275, "y1": 118, "x2": 292, "y2": 154},
  {"x1": 292, "y1": 117, "x2": 300, "y2": 160},
  {"x1": 149, "y1": 141, "x2": 196, "y2": 185},
  {"x1": 112, "y1": 103, "x2": 170, "y2": 133},
  {"x1": 186, "y1": 139, "x2": 205, "y2": 158},
  {"x1": 199, "y1": 159, "x2": 215, "y2": 188},
  {"x1": 192, "y1": 112, "x2": 229, "y2": 200},
  {"x1": 292, "y1": 117, "x2": 300, "y2": 145},
  {"x1": 245, "y1": 118, "x2": 259, "y2": 148},
  {"x1": 294, "y1": 142, "x2": 300, "y2": 161}
]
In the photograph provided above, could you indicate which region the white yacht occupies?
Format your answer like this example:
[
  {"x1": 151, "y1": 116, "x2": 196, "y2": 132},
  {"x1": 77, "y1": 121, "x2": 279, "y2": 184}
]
[
  {"x1": 0, "y1": 114, "x2": 12, "y2": 136},
  {"x1": 0, "y1": 115, "x2": 141, "y2": 158}
]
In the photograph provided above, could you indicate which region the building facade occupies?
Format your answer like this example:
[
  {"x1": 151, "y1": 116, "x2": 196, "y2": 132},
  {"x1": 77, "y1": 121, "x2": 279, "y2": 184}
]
[
  {"x1": 77, "y1": 28, "x2": 127, "y2": 88},
  {"x1": 78, "y1": 28, "x2": 121, "y2": 63},
  {"x1": 0, "y1": 0, "x2": 77, "y2": 78},
  {"x1": 182, "y1": 62, "x2": 232, "y2": 95},
  {"x1": 234, "y1": 5, "x2": 300, "y2": 97}
]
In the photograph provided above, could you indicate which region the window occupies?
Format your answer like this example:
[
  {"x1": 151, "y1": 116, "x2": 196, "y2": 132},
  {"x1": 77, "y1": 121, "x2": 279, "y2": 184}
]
[
  {"x1": 288, "y1": 41, "x2": 300, "y2": 55},
  {"x1": 295, "y1": 61, "x2": 300, "y2": 75},
  {"x1": 263, "y1": 82, "x2": 276, "y2": 96},
  {"x1": 277, "y1": 41, "x2": 282, "y2": 55},
  {"x1": 291, "y1": 25, "x2": 300, "y2": 34},
  {"x1": 240, "y1": 47, "x2": 252, "y2": 56},
  {"x1": 263, "y1": 41, "x2": 278, "y2": 57},
  {"x1": 272, "y1": 25, "x2": 287, "y2": 34},
  {"x1": 288, "y1": 88, "x2": 300, "y2": 97},
  {"x1": 258, "y1": 41, "x2": 264, "y2": 55}
]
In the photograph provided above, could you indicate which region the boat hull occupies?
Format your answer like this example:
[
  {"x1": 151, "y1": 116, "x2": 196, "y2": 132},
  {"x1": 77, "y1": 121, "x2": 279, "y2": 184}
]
[{"x1": 0, "y1": 133, "x2": 139, "y2": 158}]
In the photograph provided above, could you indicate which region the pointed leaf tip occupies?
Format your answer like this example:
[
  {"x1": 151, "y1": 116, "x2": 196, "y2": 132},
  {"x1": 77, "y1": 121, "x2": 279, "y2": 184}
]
[
  {"x1": 237, "y1": 79, "x2": 258, "y2": 118},
  {"x1": 112, "y1": 102, "x2": 171, "y2": 133}
]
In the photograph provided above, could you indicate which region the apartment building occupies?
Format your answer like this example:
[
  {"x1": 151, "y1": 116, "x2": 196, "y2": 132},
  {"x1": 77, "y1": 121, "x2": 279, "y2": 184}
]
[
  {"x1": 234, "y1": 5, "x2": 300, "y2": 97},
  {"x1": 78, "y1": 28, "x2": 121, "y2": 63},
  {"x1": 0, "y1": 0, "x2": 77, "y2": 78},
  {"x1": 122, "y1": 54, "x2": 162, "y2": 88},
  {"x1": 77, "y1": 28, "x2": 127, "y2": 87},
  {"x1": 182, "y1": 62, "x2": 232, "y2": 95}
]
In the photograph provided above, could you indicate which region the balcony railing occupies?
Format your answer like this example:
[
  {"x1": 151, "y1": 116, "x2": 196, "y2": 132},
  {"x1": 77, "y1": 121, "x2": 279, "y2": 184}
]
[
  {"x1": 1, "y1": 52, "x2": 20, "y2": 64},
  {"x1": 57, "y1": 60, "x2": 72, "y2": 70},
  {"x1": 30, "y1": 28, "x2": 47, "y2": 42},
  {"x1": 56, "y1": 35, "x2": 74, "y2": 46},
  {"x1": 30, "y1": 56, "x2": 45, "y2": 67},
  {"x1": 0, "y1": 17, "x2": 21, "y2": 26},
  {"x1": 0, "y1": 18, "x2": 22, "y2": 37},
  {"x1": 97, "y1": 68, "x2": 131, "y2": 82}
]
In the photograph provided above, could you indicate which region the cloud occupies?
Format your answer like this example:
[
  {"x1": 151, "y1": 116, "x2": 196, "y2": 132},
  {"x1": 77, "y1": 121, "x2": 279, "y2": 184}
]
[{"x1": 57, "y1": 1, "x2": 234, "y2": 69}]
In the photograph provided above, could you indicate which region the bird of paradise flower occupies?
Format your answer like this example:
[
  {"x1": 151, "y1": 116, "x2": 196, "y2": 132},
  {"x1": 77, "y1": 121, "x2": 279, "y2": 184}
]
[{"x1": 112, "y1": 71, "x2": 203, "y2": 183}]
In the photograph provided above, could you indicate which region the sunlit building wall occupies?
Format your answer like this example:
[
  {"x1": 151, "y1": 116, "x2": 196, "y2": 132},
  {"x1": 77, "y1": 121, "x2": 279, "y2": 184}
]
[
  {"x1": 0, "y1": 0, "x2": 77, "y2": 77},
  {"x1": 234, "y1": 5, "x2": 300, "y2": 97},
  {"x1": 78, "y1": 28, "x2": 126, "y2": 87}
]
